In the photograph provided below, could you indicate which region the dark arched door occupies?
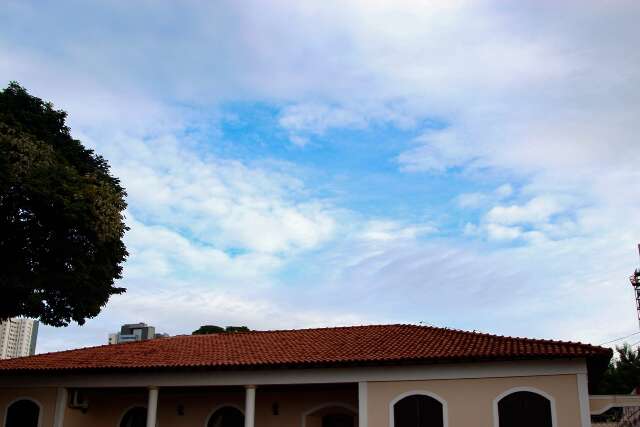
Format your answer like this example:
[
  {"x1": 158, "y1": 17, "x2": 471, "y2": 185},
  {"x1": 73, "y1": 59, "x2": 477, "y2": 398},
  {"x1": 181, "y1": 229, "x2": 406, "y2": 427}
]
[
  {"x1": 5, "y1": 399, "x2": 40, "y2": 427},
  {"x1": 208, "y1": 406, "x2": 244, "y2": 427},
  {"x1": 120, "y1": 407, "x2": 147, "y2": 427},
  {"x1": 498, "y1": 391, "x2": 552, "y2": 427},
  {"x1": 322, "y1": 413, "x2": 355, "y2": 427},
  {"x1": 393, "y1": 394, "x2": 444, "y2": 427}
]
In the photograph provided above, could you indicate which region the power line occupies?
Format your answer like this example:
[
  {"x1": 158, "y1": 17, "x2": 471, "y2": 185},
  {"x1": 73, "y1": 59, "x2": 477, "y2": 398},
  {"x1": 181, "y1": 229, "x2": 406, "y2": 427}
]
[{"x1": 599, "y1": 331, "x2": 640, "y2": 345}]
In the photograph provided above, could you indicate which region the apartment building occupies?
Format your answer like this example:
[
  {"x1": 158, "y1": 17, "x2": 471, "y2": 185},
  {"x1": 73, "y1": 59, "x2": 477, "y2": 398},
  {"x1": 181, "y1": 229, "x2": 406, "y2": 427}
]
[{"x1": 0, "y1": 317, "x2": 38, "y2": 359}]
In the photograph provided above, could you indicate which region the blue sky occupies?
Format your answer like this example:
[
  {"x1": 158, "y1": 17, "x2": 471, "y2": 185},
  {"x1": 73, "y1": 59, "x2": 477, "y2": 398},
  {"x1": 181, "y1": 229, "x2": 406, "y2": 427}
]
[{"x1": 1, "y1": 0, "x2": 639, "y2": 353}]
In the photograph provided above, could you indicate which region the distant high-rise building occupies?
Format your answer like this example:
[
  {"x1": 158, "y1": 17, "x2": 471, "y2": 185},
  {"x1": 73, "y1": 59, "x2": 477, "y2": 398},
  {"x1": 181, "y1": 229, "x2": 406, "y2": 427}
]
[
  {"x1": 0, "y1": 318, "x2": 39, "y2": 359},
  {"x1": 108, "y1": 323, "x2": 167, "y2": 344}
]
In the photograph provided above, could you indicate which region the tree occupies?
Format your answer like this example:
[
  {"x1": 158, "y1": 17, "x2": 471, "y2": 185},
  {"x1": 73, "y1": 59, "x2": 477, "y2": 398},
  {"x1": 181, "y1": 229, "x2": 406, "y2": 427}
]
[
  {"x1": 224, "y1": 326, "x2": 250, "y2": 333},
  {"x1": 192, "y1": 325, "x2": 251, "y2": 335},
  {"x1": 594, "y1": 344, "x2": 640, "y2": 394},
  {"x1": 0, "y1": 82, "x2": 128, "y2": 326}
]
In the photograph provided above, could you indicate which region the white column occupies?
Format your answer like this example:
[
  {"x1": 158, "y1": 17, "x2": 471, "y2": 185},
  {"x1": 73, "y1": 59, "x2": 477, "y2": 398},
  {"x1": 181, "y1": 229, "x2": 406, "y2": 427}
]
[
  {"x1": 577, "y1": 373, "x2": 592, "y2": 427},
  {"x1": 245, "y1": 385, "x2": 256, "y2": 427},
  {"x1": 53, "y1": 387, "x2": 68, "y2": 427},
  {"x1": 358, "y1": 382, "x2": 368, "y2": 427},
  {"x1": 147, "y1": 387, "x2": 159, "y2": 427}
]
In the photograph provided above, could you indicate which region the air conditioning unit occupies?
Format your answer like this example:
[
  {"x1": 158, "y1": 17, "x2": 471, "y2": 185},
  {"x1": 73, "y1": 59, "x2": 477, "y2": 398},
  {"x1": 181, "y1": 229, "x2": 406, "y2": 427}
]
[{"x1": 68, "y1": 390, "x2": 89, "y2": 413}]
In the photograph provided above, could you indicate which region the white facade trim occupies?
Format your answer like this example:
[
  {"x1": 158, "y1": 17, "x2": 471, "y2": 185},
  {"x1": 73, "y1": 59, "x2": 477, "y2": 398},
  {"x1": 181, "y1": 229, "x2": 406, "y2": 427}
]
[
  {"x1": 301, "y1": 402, "x2": 357, "y2": 427},
  {"x1": 2, "y1": 396, "x2": 43, "y2": 427},
  {"x1": 358, "y1": 382, "x2": 367, "y2": 427},
  {"x1": 0, "y1": 359, "x2": 587, "y2": 388},
  {"x1": 204, "y1": 403, "x2": 245, "y2": 427},
  {"x1": 492, "y1": 386, "x2": 557, "y2": 427},
  {"x1": 53, "y1": 387, "x2": 67, "y2": 427},
  {"x1": 388, "y1": 390, "x2": 449, "y2": 427},
  {"x1": 244, "y1": 386, "x2": 256, "y2": 427},
  {"x1": 576, "y1": 373, "x2": 591, "y2": 427},
  {"x1": 589, "y1": 395, "x2": 640, "y2": 415}
]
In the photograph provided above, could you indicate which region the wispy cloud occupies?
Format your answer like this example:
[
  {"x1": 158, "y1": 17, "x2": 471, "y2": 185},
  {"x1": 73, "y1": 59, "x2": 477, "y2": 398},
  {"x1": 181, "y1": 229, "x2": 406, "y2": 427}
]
[{"x1": 1, "y1": 0, "x2": 639, "y2": 352}]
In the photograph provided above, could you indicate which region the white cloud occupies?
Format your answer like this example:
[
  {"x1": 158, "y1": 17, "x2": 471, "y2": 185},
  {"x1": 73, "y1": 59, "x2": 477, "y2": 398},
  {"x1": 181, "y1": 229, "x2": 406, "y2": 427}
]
[
  {"x1": 486, "y1": 196, "x2": 567, "y2": 226},
  {"x1": 485, "y1": 223, "x2": 523, "y2": 241},
  {"x1": 457, "y1": 184, "x2": 515, "y2": 209},
  {"x1": 358, "y1": 220, "x2": 436, "y2": 242},
  {"x1": 124, "y1": 216, "x2": 283, "y2": 281},
  {"x1": 457, "y1": 192, "x2": 488, "y2": 209},
  {"x1": 279, "y1": 104, "x2": 369, "y2": 135},
  {"x1": 4, "y1": 0, "x2": 640, "y2": 351},
  {"x1": 495, "y1": 184, "x2": 513, "y2": 198},
  {"x1": 278, "y1": 102, "x2": 417, "y2": 145},
  {"x1": 397, "y1": 128, "x2": 475, "y2": 173},
  {"x1": 92, "y1": 133, "x2": 338, "y2": 255}
]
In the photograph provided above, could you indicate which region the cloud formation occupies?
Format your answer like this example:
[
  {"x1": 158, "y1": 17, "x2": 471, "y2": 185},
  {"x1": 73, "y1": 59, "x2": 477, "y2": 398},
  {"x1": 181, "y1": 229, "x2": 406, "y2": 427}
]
[{"x1": 1, "y1": 0, "x2": 639, "y2": 352}]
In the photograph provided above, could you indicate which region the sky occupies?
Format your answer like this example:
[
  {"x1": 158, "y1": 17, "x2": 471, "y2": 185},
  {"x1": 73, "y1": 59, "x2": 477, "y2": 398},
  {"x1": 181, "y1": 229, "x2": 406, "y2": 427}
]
[{"x1": 1, "y1": 0, "x2": 639, "y2": 353}]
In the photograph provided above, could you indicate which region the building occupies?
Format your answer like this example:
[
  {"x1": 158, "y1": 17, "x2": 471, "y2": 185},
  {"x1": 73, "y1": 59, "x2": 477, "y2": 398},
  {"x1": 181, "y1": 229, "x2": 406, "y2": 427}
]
[
  {"x1": 0, "y1": 317, "x2": 38, "y2": 360},
  {"x1": 108, "y1": 323, "x2": 164, "y2": 344},
  {"x1": 0, "y1": 324, "x2": 638, "y2": 427},
  {"x1": 107, "y1": 333, "x2": 118, "y2": 345}
]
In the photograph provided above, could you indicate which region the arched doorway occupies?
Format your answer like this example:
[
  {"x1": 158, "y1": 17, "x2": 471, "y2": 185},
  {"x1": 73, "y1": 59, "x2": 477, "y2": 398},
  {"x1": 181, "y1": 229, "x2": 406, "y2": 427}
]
[
  {"x1": 207, "y1": 406, "x2": 244, "y2": 427},
  {"x1": 5, "y1": 399, "x2": 40, "y2": 427},
  {"x1": 120, "y1": 406, "x2": 147, "y2": 427},
  {"x1": 392, "y1": 394, "x2": 445, "y2": 427},
  {"x1": 497, "y1": 390, "x2": 553, "y2": 427},
  {"x1": 303, "y1": 404, "x2": 356, "y2": 427},
  {"x1": 322, "y1": 413, "x2": 354, "y2": 427}
]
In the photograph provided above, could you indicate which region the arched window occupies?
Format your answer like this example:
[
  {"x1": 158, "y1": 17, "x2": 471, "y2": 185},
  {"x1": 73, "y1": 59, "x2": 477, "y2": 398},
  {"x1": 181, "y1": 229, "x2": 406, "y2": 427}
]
[
  {"x1": 5, "y1": 399, "x2": 40, "y2": 427},
  {"x1": 120, "y1": 406, "x2": 147, "y2": 427},
  {"x1": 207, "y1": 406, "x2": 244, "y2": 427},
  {"x1": 497, "y1": 391, "x2": 553, "y2": 427},
  {"x1": 392, "y1": 394, "x2": 444, "y2": 427}
]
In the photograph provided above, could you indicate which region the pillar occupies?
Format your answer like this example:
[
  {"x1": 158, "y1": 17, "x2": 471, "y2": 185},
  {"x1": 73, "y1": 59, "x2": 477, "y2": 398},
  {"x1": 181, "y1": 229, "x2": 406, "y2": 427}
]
[
  {"x1": 147, "y1": 387, "x2": 159, "y2": 427},
  {"x1": 245, "y1": 385, "x2": 256, "y2": 427},
  {"x1": 359, "y1": 382, "x2": 368, "y2": 427},
  {"x1": 53, "y1": 387, "x2": 67, "y2": 427}
]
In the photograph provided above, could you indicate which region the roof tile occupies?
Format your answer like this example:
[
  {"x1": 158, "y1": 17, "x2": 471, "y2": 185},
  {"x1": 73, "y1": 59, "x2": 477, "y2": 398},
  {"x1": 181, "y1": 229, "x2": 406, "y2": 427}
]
[{"x1": 0, "y1": 324, "x2": 612, "y2": 372}]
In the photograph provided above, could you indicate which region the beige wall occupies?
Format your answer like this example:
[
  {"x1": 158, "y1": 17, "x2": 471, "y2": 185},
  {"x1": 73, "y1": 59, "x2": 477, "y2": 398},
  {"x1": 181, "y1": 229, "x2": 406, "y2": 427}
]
[
  {"x1": 0, "y1": 375, "x2": 582, "y2": 427},
  {"x1": 367, "y1": 374, "x2": 582, "y2": 427},
  {"x1": 61, "y1": 386, "x2": 356, "y2": 427},
  {"x1": 0, "y1": 387, "x2": 57, "y2": 426}
]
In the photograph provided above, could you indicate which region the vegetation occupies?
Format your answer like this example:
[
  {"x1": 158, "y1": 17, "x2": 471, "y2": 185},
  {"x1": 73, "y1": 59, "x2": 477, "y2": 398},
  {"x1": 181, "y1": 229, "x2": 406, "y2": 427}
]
[
  {"x1": 588, "y1": 344, "x2": 640, "y2": 423},
  {"x1": 0, "y1": 82, "x2": 128, "y2": 326},
  {"x1": 595, "y1": 344, "x2": 640, "y2": 394},
  {"x1": 192, "y1": 325, "x2": 251, "y2": 335}
]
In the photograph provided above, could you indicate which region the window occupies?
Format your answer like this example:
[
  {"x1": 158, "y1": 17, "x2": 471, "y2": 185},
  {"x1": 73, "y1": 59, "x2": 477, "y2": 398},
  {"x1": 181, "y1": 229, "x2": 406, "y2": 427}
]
[
  {"x1": 207, "y1": 406, "x2": 244, "y2": 427},
  {"x1": 497, "y1": 391, "x2": 553, "y2": 427},
  {"x1": 393, "y1": 394, "x2": 444, "y2": 427},
  {"x1": 5, "y1": 399, "x2": 40, "y2": 427},
  {"x1": 120, "y1": 407, "x2": 147, "y2": 427}
]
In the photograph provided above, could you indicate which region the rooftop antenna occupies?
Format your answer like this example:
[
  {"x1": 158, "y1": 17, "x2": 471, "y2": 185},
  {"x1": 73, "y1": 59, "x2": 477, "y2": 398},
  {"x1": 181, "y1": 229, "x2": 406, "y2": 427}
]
[{"x1": 630, "y1": 244, "x2": 640, "y2": 328}]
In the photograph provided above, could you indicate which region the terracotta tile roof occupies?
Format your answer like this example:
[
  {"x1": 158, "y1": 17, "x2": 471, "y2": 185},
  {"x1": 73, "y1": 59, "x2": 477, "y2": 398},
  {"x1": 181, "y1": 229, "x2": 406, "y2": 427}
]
[{"x1": 0, "y1": 324, "x2": 612, "y2": 372}]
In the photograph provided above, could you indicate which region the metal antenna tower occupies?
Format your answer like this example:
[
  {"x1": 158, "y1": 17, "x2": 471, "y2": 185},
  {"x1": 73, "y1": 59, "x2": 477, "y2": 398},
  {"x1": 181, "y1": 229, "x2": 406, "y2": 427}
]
[{"x1": 630, "y1": 244, "x2": 640, "y2": 328}]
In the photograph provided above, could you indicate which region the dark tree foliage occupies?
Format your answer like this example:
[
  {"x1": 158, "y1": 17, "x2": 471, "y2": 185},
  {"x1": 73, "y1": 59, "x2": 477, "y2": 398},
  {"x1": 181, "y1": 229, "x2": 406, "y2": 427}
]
[
  {"x1": 0, "y1": 82, "x2": 128, "y2": 326},
  {"x1": 192, "y1": 325, "x2": 251, "y2": 335},
  {"x1": 594, "y1": 344, "x2": 640, "y2": 394}
]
